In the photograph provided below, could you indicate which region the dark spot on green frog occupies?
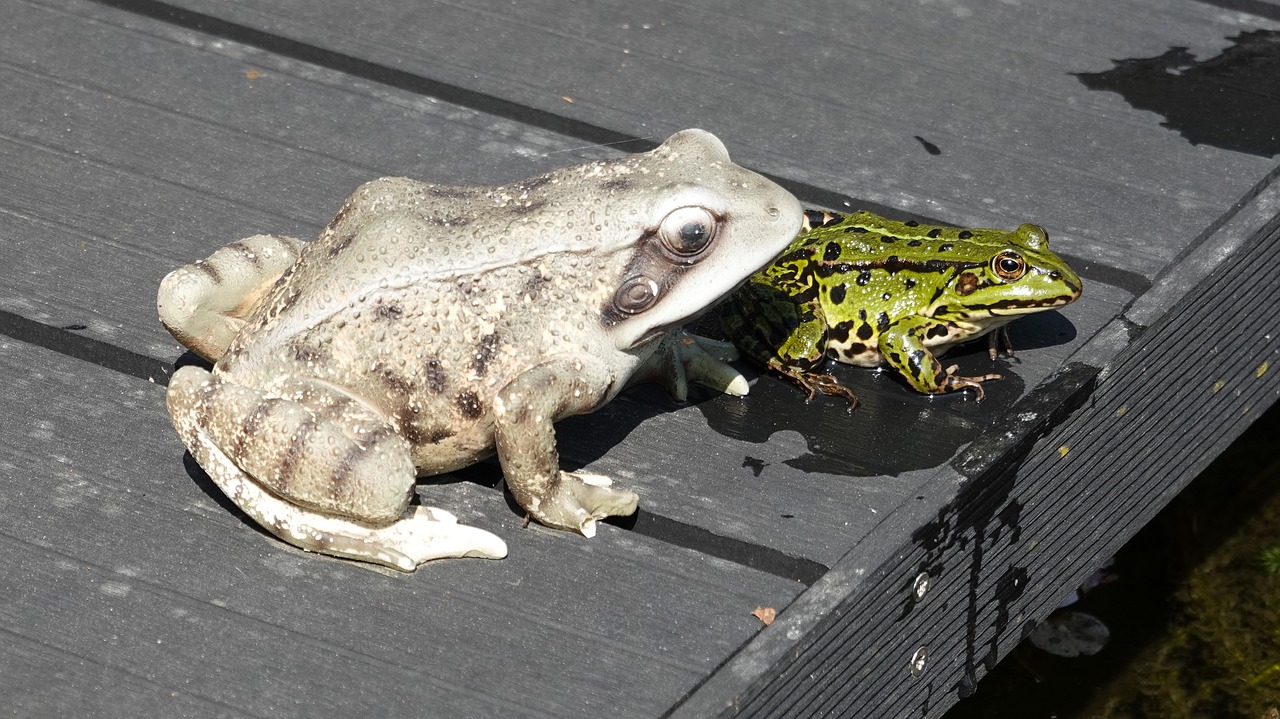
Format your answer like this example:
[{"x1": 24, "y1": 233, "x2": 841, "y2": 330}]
[
  {"x1": 927, "y1": 228, "x2": 942, "y2": 239},
  {"x1": 877, "y1": 312, "x2": 891, "y2": 332},
  {"x1": 904, "y1": 278, "x2": 917, "y2": 290},
  {"x1": 823, "y1": 242, "x2": 842, "y2": 262},
  {"x1": 828, "y1": 320, "x2": 855, "y2": 344},
  {"x1": 957, "y1": 231, "x2": 973, "y2": 240},
  {"x1": 856, "y1": 270, "x2": 872, "y2": 286},
  {"x1": 907, "y1": 349, "x2": 928, "y2": 375},
  {"x1": 856, "y1": 322, "x2": 874, "y2": 341},
  {"x1": 456, "y1": 391, "x2": 484, "y2": 420},
  {"x1": 881, "y1": 234, "x2": 897, "y2": 243},
  {"x1": 926, "y1": 324, "x2": 951, "y2": 340},
  {"x1": 882, "y1": 292, "x2": 892, "y2": 301},
  {"x1": 829, "y1": 283, "x2": 847, "y2": 305},
  {"x1": 904, "y1": 220, "x2": 919, "y2": 227},
  {"x1": 939, "y1": 243, "x2": 954, "y2": 252},
  {"x1": 908, "y1": 239, "x2": 923, "y2": 247},
  {"x1": 844, "y1": 226, "x2": 868, "y2": 234}
]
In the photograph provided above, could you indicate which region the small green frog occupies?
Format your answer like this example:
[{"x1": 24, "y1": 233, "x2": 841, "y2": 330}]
[{"x1": 720, "y1": 210, "x2": 1082, "y2": 407}]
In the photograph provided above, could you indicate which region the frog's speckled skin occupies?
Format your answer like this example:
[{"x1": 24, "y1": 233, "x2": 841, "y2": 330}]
[
  {"x1": 721, "y1": 210, "x2": 1082, "y2": 408},
  {"x1": 158, "y1": 130, "x2": 803, "y2": 570}
]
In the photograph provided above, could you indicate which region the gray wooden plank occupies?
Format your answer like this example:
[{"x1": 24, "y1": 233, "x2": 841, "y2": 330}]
[
  {"x1": 133, "y1": 0, "x2": 1278, "y2": 279},
  {"x1": 0, "y1": 337, "x2": 804, "y2": 718}
]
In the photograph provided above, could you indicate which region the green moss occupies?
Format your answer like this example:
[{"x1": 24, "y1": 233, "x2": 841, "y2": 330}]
[{"x1": 1085, "y1": 465, "x2": 1280, "y2": 719}]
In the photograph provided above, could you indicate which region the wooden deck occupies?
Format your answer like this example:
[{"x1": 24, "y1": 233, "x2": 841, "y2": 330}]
[{"x1": 2, "y1": 0, "x2": 1278, "y2": 716}]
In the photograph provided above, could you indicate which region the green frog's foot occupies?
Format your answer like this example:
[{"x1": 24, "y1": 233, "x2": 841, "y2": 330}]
[
  {"x1": 775, "y1": 365, "x2": 860, "y2": 410},
  {"x1": 635, "y1": 329, "x2": 750, "y2": 401},
  {"x1": 532, "y1": 471, "x2": 639, "y2": 538},
  {"x1": 941, "y1": 364, "x2": 1002, "y2": 400}
]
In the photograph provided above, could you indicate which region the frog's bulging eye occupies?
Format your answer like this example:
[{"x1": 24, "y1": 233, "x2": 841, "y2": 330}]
[
  {"x1": 614, "y1": 275, "x2": 661, "y2": 315},
  {"x1": 993, "y1": 251, "x2": 1027, "y2": 281},
  {"x1": 657, "y1": 206, "x2": 718, "y2": 260}
]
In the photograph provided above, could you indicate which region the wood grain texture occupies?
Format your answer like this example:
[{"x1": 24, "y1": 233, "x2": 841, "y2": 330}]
[
  {"x1": 1, "y1": 0, "x2": 1277, "y2": 716},
  {"x1": 129, "y1": 0, "x2": 1277, "y2": 278},
  {"x1": 0, "y1": 0, "x2": 1136, "y2": 568},
  {"x1": 0, "y1": 338, "x2": 803, "y2": 718}
]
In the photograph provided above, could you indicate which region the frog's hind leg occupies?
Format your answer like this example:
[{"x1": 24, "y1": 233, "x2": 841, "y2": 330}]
[
  {"x1": 166, "y1": 365, "x2": 507, "y2": 570},
  {"x1": 158, "y1": 234, "x2": 305, "y2": 362}
]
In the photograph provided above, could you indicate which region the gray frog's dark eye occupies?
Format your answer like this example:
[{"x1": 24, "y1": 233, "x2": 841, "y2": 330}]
[
  {"x1": 613, "y1": 275, "x2": 661, "y2": 315},
  {"x1": 993, "y1": 251, "x2": 1027, "y2": 281},
  {"x1": 657, "y1": 206, "x2": 718, "y2": 259}
]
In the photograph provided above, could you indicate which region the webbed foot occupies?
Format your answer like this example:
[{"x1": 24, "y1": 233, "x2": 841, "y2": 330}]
[{"x1": 772, "y1": 363, "x2": 860, "y2": 411}]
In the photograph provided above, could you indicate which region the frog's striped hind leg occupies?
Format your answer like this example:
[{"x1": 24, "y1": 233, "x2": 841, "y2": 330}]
[
  {"x1": 158, "y1": 234, "x2": 305, "y2": 362},
  {"x1": 166, "y1": 365, "x2": 507, "y2": 570}
]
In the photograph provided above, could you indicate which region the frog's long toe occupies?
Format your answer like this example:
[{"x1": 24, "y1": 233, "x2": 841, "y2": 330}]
[{"x1": 941, "y1": 364, "x2": 1002, "y2": 401}]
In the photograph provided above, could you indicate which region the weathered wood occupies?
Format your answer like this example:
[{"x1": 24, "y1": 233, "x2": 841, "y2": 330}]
[
  {"x1": 0, "y1": 0, "x2": 1130, "y2": 569},
  {"x1": 117, "y1": 0, "x2": 1275, "y2": 278},
  {"x1": 1, "y1": 0, "x2": 1278, "y2": 716},
  {"x1": 0, "y1": 338, "x2": 803, "y2": 718}
]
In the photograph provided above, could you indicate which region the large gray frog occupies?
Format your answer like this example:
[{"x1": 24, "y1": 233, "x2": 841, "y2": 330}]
[{"x1": 158, "y1": 129, "x2": 803, "y2": 571}]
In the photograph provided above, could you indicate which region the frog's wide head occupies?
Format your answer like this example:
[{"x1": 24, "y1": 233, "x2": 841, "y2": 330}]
[
  {"x1": 934, "y1": 223, "x2": 1083, "y2": 318},
  {"x1": 595, "y1": 129, "x2": 803, "y2": 350}
]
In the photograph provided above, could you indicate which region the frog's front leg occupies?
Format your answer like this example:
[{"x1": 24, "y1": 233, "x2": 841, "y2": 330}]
[
  {"x1": 158, "y1": 234, "x2": 305, "y2": 362},
  {"x1": 880, "y1": 316, "x2": 1002, "y2": 399},
  {"x1": 167, "y1": 365, "x2": 507, "y2": 570},
  {"x1": 493, "y1": 360, "x2": 639, "y2": 537},
  {"x1": 768, "y1": 303, "x2": 859, "y2": 408}
]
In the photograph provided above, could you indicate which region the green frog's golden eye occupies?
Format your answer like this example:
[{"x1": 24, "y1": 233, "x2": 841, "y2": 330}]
[
  {"x1": 658, "y1": 206, "x2": 718, "y2": 259},
  {"x1": 993, "y1": 251, "x2": 1027, "y2": 281}
]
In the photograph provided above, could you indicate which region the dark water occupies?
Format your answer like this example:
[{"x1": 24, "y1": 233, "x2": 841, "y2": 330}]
[{"x1": 943, "y1": 401, "x2": 1280, "y2": 718}]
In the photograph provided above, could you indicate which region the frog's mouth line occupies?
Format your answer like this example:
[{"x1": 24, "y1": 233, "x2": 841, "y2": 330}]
[{"x1": 978, "y1": 294, "x2": 1080, "y2": 314}]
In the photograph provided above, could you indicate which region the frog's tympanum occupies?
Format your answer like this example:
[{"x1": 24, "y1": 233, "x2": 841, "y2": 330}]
[
  {"x1": 721, "y1": 210, "x2": 1081, "y2": 408},
  {"x1": 158, "y1": 130, "x2": 803, "y2": 570}
]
